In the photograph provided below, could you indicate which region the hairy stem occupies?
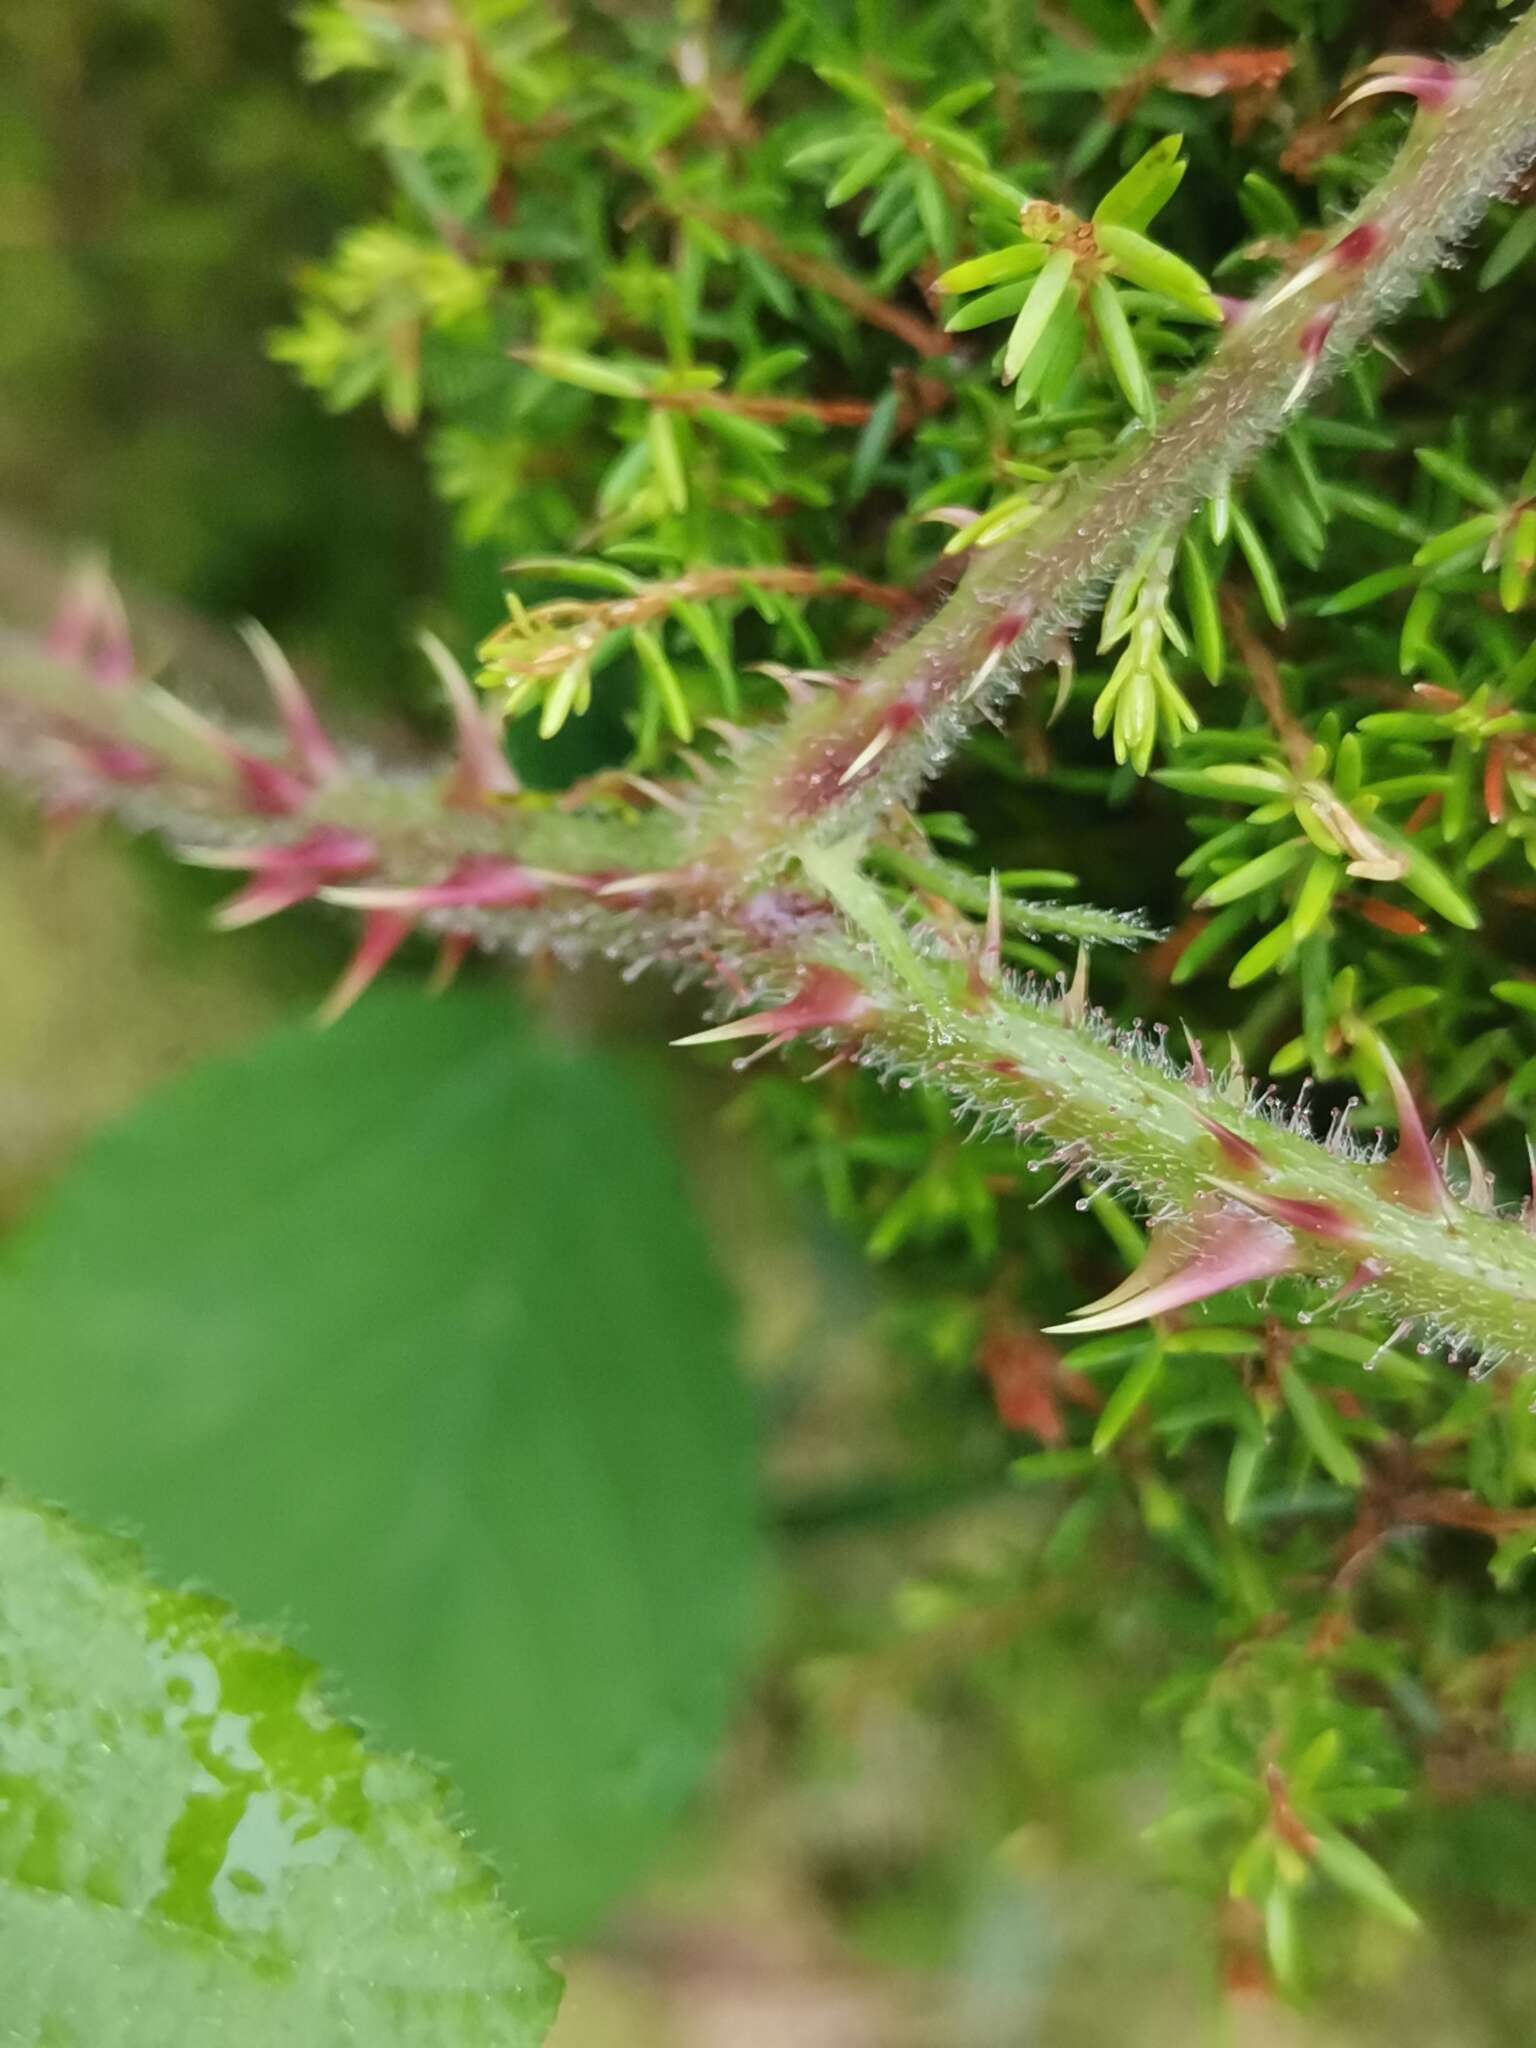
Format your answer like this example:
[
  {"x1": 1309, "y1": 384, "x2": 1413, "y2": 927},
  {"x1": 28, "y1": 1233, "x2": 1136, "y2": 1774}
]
[
  {"x1": 6, "y1": 627, "x2": 1536, "y2": 1362},
  {"x1": 688, "y1": 6, "x2": 1536, "y2": 877},
  {"x1": 806, "y1": 934, "x2": 1536, "y2": 1365}
]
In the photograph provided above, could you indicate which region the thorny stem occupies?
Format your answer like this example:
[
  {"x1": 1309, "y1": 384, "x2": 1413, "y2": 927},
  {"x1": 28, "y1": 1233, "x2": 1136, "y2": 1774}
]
[
  {"x1": 6, "y1": 11, "x2": 1536, "y2": 1367},
  {"x1": 808, "y1": 935, "x2": 1536, "y2": 1365},
  {"x1": 7, "y1": 616, "x2": 1536, "y2": 1363},
  {"x1": 687, "y1": 6, "x2": 1536, "y2": 877}
]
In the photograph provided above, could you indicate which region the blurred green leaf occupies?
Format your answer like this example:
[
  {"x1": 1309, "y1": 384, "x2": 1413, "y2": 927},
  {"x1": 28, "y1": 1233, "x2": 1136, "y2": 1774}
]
[{"x1": 0, "y1": 994, "x2": 758, "y2": 1939}]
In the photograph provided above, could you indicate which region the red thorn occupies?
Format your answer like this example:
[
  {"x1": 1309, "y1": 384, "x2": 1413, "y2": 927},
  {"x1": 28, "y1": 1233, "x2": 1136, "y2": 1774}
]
[
  {"x1": 1211, "y1": 1179, "x2": 1361, "y2": 1242},
  {"x1": 1374, "y1": 1040, "x2": 1449, "y2": 1214},
  {"x1": 324, "y1": 855, "x2": 556, "y2": 913},
  {"x1": 186, "y1": 825, "x2": 377, "y2": 930},
  {"x1": 1301, "y1": 1259, "x2": 1384, "y2": 1322},
  {"x1": 56, "y1": 730, "x2": 157, "y2": 786},
  {"x1": 1333, "y1": 221, "x2": 1385, "y2": 269},
  {"x1": 429, "y1": 931, "x2": 474, "y2": 994},
  {"x1": 239, "y1": 621, "x2": 342, "y2": 786},
  {"x1": 1338, "y1": 55, "x2": 1459, "y2": 116},
  {"x1": 236, "y1": 755, "x2": 314, "y2": 816},
  {"x1": 1184, "y1": 1026, "x2": 1209, "y2": 1088},
  {"x1": 1045, "y1": 1203, "x2": 1296, "y2": 1334},
  {"x1": 673, "y1": 966, "x2": 875, "y2": 1055},
  {"x1": 151, "y1": 688, "x2": 312, "y2": 815},
  {"x1": 45, "y1": 559, "x2": 133, "y2": 689},
  {"x1": 318, "y1": 910, "x2": 413, "y2": 1026},
  {"x1": 989, "y1": 608, "x2": 1031, "y2": 653},
  {"x1": 419, "y1": 631, "x2": 519, "y2": 807},
  {"x1": 1298, "y1": 310, "x2": 1335, "y2": 362},
  {"x1": 1194, "y1": 1109, "x2": 1265, "y2": 1173}
]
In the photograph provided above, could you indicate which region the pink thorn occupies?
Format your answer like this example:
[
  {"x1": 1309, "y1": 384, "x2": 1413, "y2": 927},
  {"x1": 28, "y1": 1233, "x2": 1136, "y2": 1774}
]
[
  {"x1": 989, "y1": 608, "x2": 1030, "y2": 654},
  {"x1": 45, "y1": 559, "x2": 133, "y2": 690},
  {"x1": 1193, "y1": 1109, "x2": 1265, "y2": 1174},
  {"x1": 184, "y1": 826, "x2": 377, "y2": 931},
  {"x1": 702, "y1": 717, "x2": 751, "y2": 754},
  {"x1": 1184, "y1": 1026, "x2": 1209, "y2": 1088},
  {"x1": 418, "y1": 631, "x2": 519, "y2": 807},
  {"x1": 1459, "y1": 1132, "x2": 1496, "y2": 1215},
  {"x1": 1060, "y1": 945, "x2": 1089, "y2": 1028},
  {"x1": 239, "y1": 622, "x2": 342, "y2": 787},
  {"x1": 1299, "y1": 1259, "x2": 1384, "y2": 1324},
  {"x1": 429, "y1": 931, "x2": 474, "y2": 994},
  {"x1": 1299, "y1": 310, "x2": 1335, "y2": 358},
  {"x1": 1214, "y1": 295, "x2": 1252, "y2": 328},
  {"x1": 672, "y1": 966, "x2": 875, "y2": 1052},
  {"x1": 237, "y1": 756, "x2": 313, "y2": 816},
  {"x1": 1284, "y1": 311, "x2": 1336, "y2": 410},
  {"x1": 615, "y1": 774, "x2": 689, "y2": 814},
  {"x1": 596, "y1": 866, "x2": 705, "y2": 899},
  {"x1": 214, "y1": 874, "x2": 331, "y2": 931},
  {"x1": 962, "y1": 606, "x2": 1034, "y2": 703},
  {"x1": 1332, "y1": 222, "x2": 1386, "y2": 270},
  {"x1": 1373, "y1": 1040, "x2": 1449, "y2": 1214},
  {"x1": 1338, "y1": 56, "x2": 1459, "y2": 116},
  {"x1": 1210, "y1": 1178, "x2": 1361, "y2": 1243},
  {"x1": 318, "y1": 909, "x2": 413, "y2": 1026},
  {"x1": 1044, "y1": 1206, "x2": 1296, "y2": 1335},
  {"x1": 151, "y1": 689, "x2": 312, "y2": 815},
  {"x1": 324, "y1": 855, "x2": 554, "y2": 913},
  {"x1": 61, "y1": 733, "x2": 157, "y2": 785}
]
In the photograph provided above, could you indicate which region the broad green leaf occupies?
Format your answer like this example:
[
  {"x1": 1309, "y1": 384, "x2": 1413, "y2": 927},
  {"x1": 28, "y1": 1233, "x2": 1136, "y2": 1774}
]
[
  {"x1": 0, "y1": 994, "x2": 758, "y2": 1939},
  {"x1": 0, "y1": 1493, "x2": 561, "y2": 2046}
]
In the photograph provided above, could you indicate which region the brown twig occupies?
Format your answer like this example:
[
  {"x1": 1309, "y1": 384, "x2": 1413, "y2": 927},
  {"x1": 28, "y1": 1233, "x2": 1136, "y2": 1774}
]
[{"x1": 683, "y1": 207, "x2": 953, "y2": 360}]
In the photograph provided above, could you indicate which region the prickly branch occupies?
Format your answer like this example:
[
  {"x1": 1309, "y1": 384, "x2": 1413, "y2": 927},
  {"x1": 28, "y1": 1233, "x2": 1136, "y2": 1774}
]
[
  {"x1": 7, "y1": 9, "x2": 1536, "y2": 1371},
  {"x1": 8, "y1": 593, "x2": 1536, "y2": 1367},
  {"x1": 689, "y1": 7, "x2": 1536, "y2": 877}
]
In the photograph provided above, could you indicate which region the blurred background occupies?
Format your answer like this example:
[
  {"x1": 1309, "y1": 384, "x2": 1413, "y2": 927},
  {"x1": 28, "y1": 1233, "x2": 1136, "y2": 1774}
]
[{"x1": 6, "y1": 7, "x2": 1536, "y2": 2044}]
